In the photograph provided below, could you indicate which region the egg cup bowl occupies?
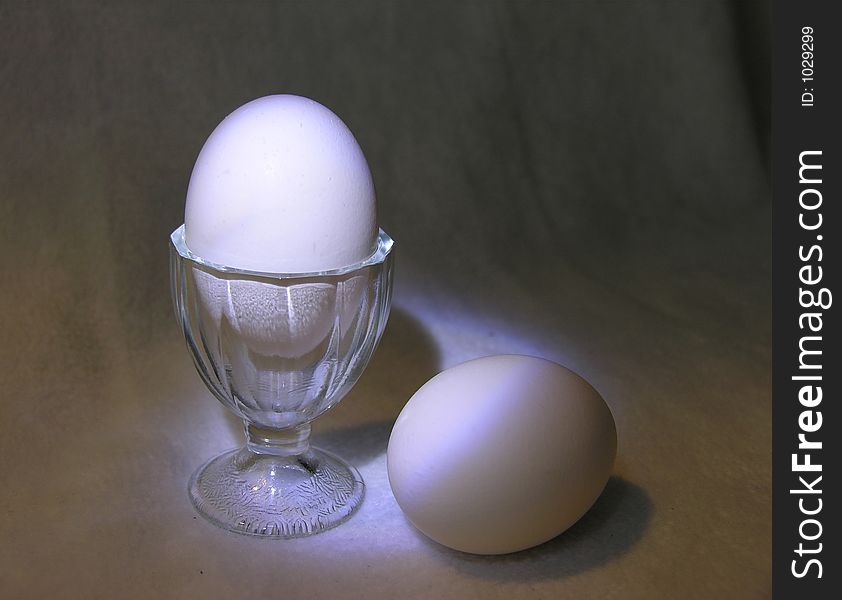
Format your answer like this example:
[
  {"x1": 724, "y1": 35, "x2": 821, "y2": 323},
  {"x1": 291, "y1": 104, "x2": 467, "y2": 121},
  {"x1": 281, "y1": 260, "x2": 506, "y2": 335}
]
[{"x1": 170, "y1": 225, "x2": 394, "y2": 538}]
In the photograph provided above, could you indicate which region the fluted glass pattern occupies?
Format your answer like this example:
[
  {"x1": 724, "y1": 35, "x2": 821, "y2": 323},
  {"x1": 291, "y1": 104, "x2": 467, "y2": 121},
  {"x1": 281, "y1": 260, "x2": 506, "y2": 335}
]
[{"x1": 169, "y1": 224, "x2": 393, "y2": 537}]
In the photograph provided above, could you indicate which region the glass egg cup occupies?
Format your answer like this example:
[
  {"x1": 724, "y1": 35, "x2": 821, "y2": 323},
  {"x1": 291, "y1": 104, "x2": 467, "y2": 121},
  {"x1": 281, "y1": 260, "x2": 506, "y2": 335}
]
[{"x1": 170, "y1": 225, "x2": 394, "y2": 538}]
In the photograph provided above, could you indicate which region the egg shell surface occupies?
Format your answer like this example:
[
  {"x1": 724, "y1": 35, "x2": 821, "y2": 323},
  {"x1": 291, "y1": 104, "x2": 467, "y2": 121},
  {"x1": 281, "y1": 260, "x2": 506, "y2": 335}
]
[
  {"x1": 185, "y1": 94, "x2": 377, "y2": 273},
  {"x1": 387, "y1": 355, "x2": 617, "y2": 555}
]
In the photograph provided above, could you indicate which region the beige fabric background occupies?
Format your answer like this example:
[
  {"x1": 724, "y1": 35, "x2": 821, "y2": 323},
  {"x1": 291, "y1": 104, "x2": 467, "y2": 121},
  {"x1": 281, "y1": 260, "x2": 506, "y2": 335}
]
[{"x1": 1, "y1": 1, "x2": 770, "y2": 598}]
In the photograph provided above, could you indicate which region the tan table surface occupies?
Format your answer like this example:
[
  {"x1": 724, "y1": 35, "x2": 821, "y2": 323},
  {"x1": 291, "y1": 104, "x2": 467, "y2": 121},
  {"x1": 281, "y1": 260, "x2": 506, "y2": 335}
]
[{"x1": 1, "y1": 2, "x2": 770, "y2": 598}]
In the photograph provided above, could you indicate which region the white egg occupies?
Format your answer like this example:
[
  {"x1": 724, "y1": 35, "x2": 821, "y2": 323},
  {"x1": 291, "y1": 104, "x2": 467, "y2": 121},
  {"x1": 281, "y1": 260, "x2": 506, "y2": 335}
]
[
  {"x1": 387, "y1": 355, "x2": 617, "y2": 555},
  {"x1": 185, "y1": 94, "x2": 377, "y2": 273},
  {"x1": 183, "y1": 95, "x2": 378, "y2": 359}
]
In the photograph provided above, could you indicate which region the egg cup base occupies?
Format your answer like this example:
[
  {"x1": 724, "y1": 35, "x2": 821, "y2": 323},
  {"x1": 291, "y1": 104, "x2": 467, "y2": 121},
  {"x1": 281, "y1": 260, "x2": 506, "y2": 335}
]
[{"x1": 188, "y1": 446, "x2": 365, "y2": 539}]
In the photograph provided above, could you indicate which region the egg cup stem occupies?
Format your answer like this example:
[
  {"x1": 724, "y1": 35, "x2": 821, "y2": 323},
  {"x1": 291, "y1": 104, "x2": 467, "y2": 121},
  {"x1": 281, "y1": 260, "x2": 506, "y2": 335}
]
[{"x1": 244, "y1": 422, "x2": 312, "y2": 456}]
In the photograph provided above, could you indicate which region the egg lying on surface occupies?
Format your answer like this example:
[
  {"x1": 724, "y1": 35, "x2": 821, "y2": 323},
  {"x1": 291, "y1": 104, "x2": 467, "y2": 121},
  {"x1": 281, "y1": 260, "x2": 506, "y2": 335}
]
[
  {"x1": 183, "y1": 95, "x2": 377, "y2": 358},
  {"x1": 387, "y1": 355, "x2": 617, "y2": 555}
]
